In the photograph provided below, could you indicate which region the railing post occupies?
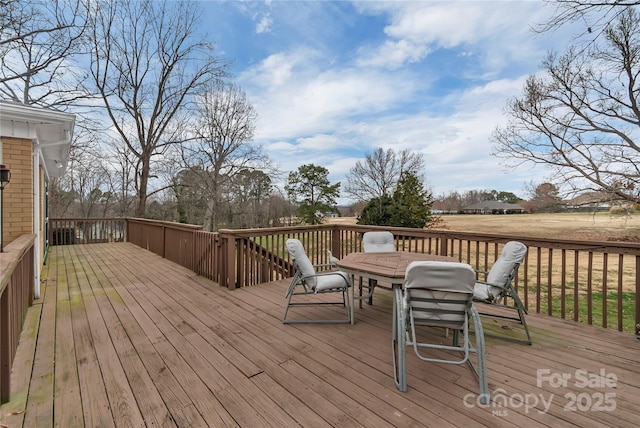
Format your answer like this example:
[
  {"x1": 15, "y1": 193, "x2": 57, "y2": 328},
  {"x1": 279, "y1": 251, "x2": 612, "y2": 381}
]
[
  {"x1": 162, "y1": 225, "x2": 166, "y2": 259},
  {"x1": 219, "y1": 230, "x2": 237, "y2": 289},
  {"x1": 331, "y1": 225, "x2": 341, "y2": 258},
  {"x1": 439, "y1": 233, "x2": 448, "y2": 257}
]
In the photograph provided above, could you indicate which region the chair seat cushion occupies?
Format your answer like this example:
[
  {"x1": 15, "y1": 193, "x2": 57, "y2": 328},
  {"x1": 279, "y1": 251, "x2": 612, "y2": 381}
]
[
  {"x1": 474, "y1": 282, "x2": 498, "y2": 301},
  {"x1": 312, "y1": 271, "x2": 350, "y2": 292}
]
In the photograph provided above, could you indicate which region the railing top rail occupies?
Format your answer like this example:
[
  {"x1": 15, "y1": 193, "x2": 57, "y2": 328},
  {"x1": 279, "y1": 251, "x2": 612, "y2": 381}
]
[
  {"x1": 124, "y1": 217, "x2": 203, "y2": 230},
  {"x1": 0, "y1": 234, "x2": 35, "y2": 295},
  {"x1": 49, "y1": 217, "x2": 640, "y2": 253},
  {"x1": 218, "y1": 224, "x2": 337, "y2": 235},
  {"x1": 50, "y1": 217, "x2": 125, "y2": 222},
  {"x1": 218, "y1": 223, "x2": 640, "y2": 253}
]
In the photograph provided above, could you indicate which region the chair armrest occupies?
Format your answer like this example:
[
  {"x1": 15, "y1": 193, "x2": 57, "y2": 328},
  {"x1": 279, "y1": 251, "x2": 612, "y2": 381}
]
[
  {"x1": 313, "y1": 263, "x2": 339, "y2": 273},
  {"x1": 313, "y1": 263, "x2": 335, "y2": 269},
  {"x1": 474, "y1": 280, "x2": 508, "y2": 303},
  {"x1": 301, "y1": 271, "x2": 349, "y2": 280},
  {"x1": 475, "y1": 280, "x2": 507, "y2": 291}
]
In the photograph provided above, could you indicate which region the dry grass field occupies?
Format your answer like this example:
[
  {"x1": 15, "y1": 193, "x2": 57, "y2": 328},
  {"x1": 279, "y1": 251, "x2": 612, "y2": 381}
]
[
  {"x1": 329, "y1": 212, "x2": 640, "y2": 242},
  {"x1": 435, "y1": 212, "x2": 640, "y2": 242}
]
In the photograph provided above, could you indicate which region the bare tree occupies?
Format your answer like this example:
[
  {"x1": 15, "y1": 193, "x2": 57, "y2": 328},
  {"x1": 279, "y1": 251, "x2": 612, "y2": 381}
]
[
  {"x1": 524, "y1": 182, "x2": 564, "y2": 213},
  {"x1": 493, "y1": 8, "x2": 640, "y2": 205},
  {"x1": 171, "y1": 166, "x2": 209, "y2": 225},
  {"x1": 344, "y1": 147, "x2": 425, "y2": 203},
  {"x1": 539, "y1": 0, "x2": 640, "y2": 35},
  {"x1": 225, "y1": 169, "x2": 273, "y2": 229},
  {"x1": 0, "y1": 0, "x2": 88, "y2": 108},
  {"x1": 88, "y1": 0, "x2": 228, "y2": 217},
  {"x1": 183, "y1": 81, "x2": 271, "y2": 231}
]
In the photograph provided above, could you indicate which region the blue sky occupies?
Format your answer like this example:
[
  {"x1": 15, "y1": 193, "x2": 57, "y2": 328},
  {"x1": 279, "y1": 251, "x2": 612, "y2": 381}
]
[{"x1": 199, "y1": 0, "x2": 583, "y2": 203}]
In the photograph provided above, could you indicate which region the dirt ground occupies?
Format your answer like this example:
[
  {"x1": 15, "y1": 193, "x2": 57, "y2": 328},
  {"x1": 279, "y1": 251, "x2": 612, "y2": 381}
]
[{"x1": 327, "y1": 212, "x2": 640, "y2": 242}]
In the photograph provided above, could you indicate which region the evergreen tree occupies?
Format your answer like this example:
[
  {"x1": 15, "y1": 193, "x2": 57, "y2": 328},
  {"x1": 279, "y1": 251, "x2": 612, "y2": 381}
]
[
  {"x1": 390, "y1": 171, "x2": 432, "y2": 228},
  {"x1": 286, "y1": 164, "x2": 340, "y2": 225},
  {"x1": 358, "y1": 171, "x2": 432, "y2": 228},
  {"x1": 357, "y1": 195, "x2": 393, "y2": 226}
]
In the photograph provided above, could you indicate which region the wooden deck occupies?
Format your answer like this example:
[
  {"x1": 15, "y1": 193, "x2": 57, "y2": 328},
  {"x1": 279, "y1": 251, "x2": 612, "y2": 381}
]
[{"x1": 1, "y1": 243, "x2": 638, "y2": 427}]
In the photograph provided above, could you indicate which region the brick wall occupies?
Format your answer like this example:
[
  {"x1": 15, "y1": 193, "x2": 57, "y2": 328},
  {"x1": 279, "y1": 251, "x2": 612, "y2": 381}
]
[{"x1": 1, "y1": 137, "x2": 33, "y2": 246}]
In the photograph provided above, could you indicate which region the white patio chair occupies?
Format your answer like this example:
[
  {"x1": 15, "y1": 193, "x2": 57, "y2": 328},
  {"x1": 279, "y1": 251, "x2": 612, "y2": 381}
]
[
  {"x1": 362, "y1": 231, "x2": 396, "y2": 253},
  {"x1": 473, "y1": 241, "x2": 531, "y2": 344},
  {"x1": 392, "y1": 261, "x2": 489, "y2": 404},
  {"x1": 358, "y1": 231, "x2": 396, "y2": 307},
  {"x1": 283, "y1": 239, "x2": 353, "y2": 324}
]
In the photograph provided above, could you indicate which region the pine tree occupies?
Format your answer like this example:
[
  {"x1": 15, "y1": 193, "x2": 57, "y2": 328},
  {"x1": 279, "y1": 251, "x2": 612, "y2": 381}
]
[{"x1": 390, "y1": 171, "x2": 432, "y2": 228}]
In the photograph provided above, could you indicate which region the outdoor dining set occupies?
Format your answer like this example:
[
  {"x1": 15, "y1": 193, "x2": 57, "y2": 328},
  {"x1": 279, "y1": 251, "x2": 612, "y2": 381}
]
[{"x1": 282, "y1": 231, "x2": 530, "y2": 405}]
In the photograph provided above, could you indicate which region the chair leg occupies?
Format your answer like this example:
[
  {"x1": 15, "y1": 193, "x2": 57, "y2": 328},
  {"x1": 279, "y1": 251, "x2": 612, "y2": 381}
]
[
  {"x1": 356, "y1": 277, "x2": 376, "y2": 308},
  {"x1": 283, "y1": 285, "x2": 353, "y2": 324},
  {"x1": 282, "y1": 289, "x2": 296, "y2": 323},
  {"x1": 368, "y1": 279, "x2": 375, "y2": 305},
  {"x1": 346, "y1": 287, "x2": 354, "y2": 325},
  {"x1": 471, "y1": 307, "x2": 490, "y2": 404},
  {"x1": 510, "y1": 292, "x2": 532, "y2": 345},
  {"x1": 392, "y1": 287, "x2": 407, "y2": 391},
  {"x1": 474, "y1": 294, "x2": 532, "y2": 345}
]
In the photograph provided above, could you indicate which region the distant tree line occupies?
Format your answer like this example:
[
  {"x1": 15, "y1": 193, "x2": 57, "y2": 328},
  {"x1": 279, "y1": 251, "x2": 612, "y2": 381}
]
[{"x1": 434, "y1": 183, "x2": 565, "y2": 214}]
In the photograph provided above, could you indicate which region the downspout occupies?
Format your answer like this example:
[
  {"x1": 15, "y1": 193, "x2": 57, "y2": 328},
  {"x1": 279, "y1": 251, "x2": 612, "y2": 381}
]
[
  {"x1": 33, "y1": 148, "x2": 41, "y2": 299},
  {"x1": 43, "y1": 180, "x2": 49, "y2": 265}
]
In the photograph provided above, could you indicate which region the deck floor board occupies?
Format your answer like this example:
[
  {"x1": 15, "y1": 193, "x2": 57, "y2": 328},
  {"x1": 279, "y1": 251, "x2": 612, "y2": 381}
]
[{"x1": 2, "y1": 242, "x2": 639, "y2": 427}]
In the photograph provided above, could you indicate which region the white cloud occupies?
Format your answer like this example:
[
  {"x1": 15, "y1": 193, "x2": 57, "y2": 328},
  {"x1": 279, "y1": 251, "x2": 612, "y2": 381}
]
[
  {"x1": 256, "y1": 13, "x2": 273, "y2": 34},
  {"x1": 240, "y1": 52, "x2": 298, "y2": 87},
  {"x1": 241, "y1": 55, "x2": 416, "y2": 141},
  {"x1": 228, "y1": 1, "x2": 582, "y2": 202},
  {"x1": 357, "y1": 39, "x2": 430, "y2": 69},
  {"x1": 353, "y1": 1, "x2": 562, "y2": 75}
]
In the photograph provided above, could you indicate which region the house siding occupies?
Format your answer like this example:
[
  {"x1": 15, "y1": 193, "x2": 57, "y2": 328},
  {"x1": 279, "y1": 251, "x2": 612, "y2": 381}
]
[{"x1": 1, "y1": 137, "x2": 34, "y2": 247}]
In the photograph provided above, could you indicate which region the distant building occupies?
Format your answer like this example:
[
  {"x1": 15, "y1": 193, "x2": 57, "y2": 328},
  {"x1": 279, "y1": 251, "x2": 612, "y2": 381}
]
[
  {"x1": 431, "y1": 201, "x2": 457, "y2": 214},
  {"x1": 562, "y1": 192, "x2": 614, "y2": 212},
  {"x1": 462, "y1": 201, "x2": 525, "y2": 214}
]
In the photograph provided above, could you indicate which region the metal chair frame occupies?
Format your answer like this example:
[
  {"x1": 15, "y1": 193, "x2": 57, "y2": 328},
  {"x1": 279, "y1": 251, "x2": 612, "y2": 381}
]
[
  {"x1": 392, "y1": 262, "x2": 490, "y2": 404},
  {"x1": 283, "y1": 240, "x2": 353, "y2": 324},
  {"x1": 473, "y1": 241, "x2": 531, "y2": 345}
]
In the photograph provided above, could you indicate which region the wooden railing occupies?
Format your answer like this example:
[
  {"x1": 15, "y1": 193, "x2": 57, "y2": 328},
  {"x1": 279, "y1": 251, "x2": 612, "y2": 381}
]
[
  {"x1": 49, "y1": 218, "x2": 640, "y2": 336},
  {"x1": 0, "y1": 235, "x2": 35, "y2": 403},
  {"x1": 49, "y1": 218, "x2": 126, "y2": 245}
]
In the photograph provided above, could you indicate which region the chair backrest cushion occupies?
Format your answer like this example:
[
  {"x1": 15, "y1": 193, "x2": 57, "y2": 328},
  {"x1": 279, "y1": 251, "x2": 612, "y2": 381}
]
[
  {"x1": 405, "y1": 261, "x2": 475, "y2": 293},
  {"x1": 474, "y1": 241, "x2": 528, "y2": 301},
  {"x1": 404, "y1": 261, "x2": 475, "y2": 328},
  {"x1": 362, "y1": 231, "x2": 395, "y2": 252},
  {"x1": 286, "y1": 239, "x2": 317, "y2": 287},
  {"x1": 486, "y1": 241, "x2": 527, "y2": 287}
]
